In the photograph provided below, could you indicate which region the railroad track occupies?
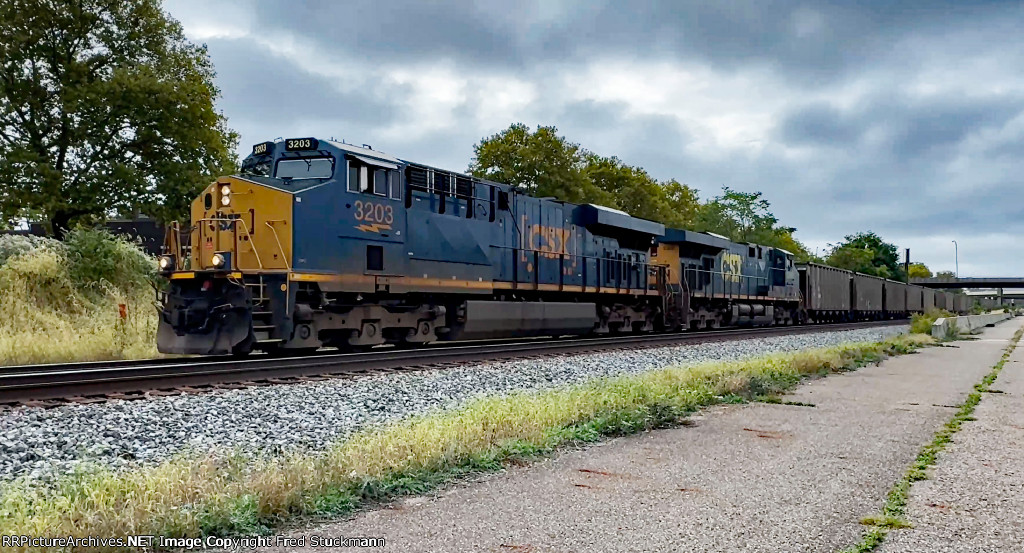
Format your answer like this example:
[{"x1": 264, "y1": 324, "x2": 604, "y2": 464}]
[{"x1": 0, "y1": 320, "x2": 907, "y2": 407}]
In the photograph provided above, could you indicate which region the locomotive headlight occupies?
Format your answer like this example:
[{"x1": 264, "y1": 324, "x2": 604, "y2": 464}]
[
  {"x1": 158, "y1": 255, "x2": 175, "y2": 271},
  {"x1": 220, "y1": 185, "x2": 231, "y2": 196},
  {"x1": 219, "y1": 185, "x2": 231, "y2": 206},
  {"x1": 211, "y1": 253, "x2": 225, "y2": 268},
  {"x1": 220, "y1": 194, "x2": 231, "y2": 206}
]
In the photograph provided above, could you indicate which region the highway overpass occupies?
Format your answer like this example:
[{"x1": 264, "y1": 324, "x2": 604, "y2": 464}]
[{"x1": 910, "y1": 277, "x2": 1024, "y2": 289}]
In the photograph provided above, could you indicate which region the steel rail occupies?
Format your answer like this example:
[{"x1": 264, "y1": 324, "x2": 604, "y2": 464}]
[{"x1": 0, "y1": 321, "x2": 906, "y2": 405}]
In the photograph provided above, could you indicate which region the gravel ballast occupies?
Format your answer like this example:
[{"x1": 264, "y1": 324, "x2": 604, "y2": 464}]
[{"x1": 0, "y1": 326, "x2": 906, "y2": 486}]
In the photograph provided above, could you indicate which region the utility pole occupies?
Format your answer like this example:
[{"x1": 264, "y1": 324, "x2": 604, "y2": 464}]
[
  {"x1": 904, "y1": 248, "x2": 910, "y2": 282},
  {"x1": 952, "y1": 240, "x2": 958, "y2": 278}
]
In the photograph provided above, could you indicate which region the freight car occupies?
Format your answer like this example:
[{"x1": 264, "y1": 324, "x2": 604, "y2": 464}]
[
  {"x1": 923, "y1": 288, "x2": 936, "y2": 311},
  {"x1": 883, "y1": 279, "x2": 907, "y2": 318},
  {"x1": 906, "y1": 284, "x2": 924, "y2": 313},
  {"x1": 797, "y1": 263, "x2": 852, "y2": 322}
]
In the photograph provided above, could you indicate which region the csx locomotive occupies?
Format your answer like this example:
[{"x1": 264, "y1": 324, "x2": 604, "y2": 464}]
[{"x1": 156, "y1": 137, "x2": 943, "y2": 355}]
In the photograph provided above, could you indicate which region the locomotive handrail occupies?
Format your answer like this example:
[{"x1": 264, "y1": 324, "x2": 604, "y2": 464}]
[
  {"x1": 264, "y1": 220, "x2": 290, "y2": 271},
  {"x1": 488, "y1": 244, "x2": 667, "y2": 293},
  {"x1": 683, "y1": 266, "x2": 769, "y2": 298},
  {"x1": 682, "y1": 266, "x2": 798, "y2": 300},
  {"x1": 163, "y1": 220, "x2": 183, "y2": 260}
]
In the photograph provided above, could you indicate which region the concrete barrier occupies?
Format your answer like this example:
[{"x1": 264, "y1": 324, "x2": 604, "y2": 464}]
[{"x1": 932, "y1": 312, "x2": 1014, "y2": 339}]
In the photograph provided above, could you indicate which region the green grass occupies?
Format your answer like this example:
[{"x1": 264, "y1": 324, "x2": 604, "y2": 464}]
[
  {"x1": 0, "y1": 333, "x2": 933, "y2": 552},
  {"x1": 842, "y1": 326, "x2": 1023, "y2": 553}
]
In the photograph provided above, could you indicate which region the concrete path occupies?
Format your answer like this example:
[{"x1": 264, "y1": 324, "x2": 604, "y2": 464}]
[
  {"x1": 261, "y1": 321, "x2": 1023, "y2": 553},
  {"x1": 881, "y1": 327, "x2": 1024, "y2": 552}
]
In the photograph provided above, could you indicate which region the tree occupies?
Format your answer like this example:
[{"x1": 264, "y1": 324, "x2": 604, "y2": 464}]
[
  {"x1": 583, "y1": 154, "x2": 698, "y2": 228},
  {"x1": 696, "y1": 187, "x2": 777, "y2": 244},
  {"x1": 693, "y1": 186, "x2": 814, "y2": 261},
  {"x1": 935, "y1": 270, "x2": 957, "y2": 280},
  {"x1": 908, "y1": 263, "x2": 932, "y2": 279},
  {"x1": 662, "y1": 179, "x2": 701, "y2": 228},
  {"x1": 468, "y1": 123, "x2": 612, "y2": 206},
  {"x1": 825, "y1": 232, "x2": 903, "y2": 279},
  {"x1": 0, "y1": 0, "x2": 237, "y2": 236},
  {"x1": 826, "y1": 244, "x2": 883, "y2": 276}
]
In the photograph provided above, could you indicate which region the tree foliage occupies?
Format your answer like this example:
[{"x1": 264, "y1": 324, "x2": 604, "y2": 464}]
[
  {"x1": 908, "y1": 263, "x2": 932, "y2": 279},
  {"x1": 0, "y1": 0, "x2": 238, "y2": 236},
  {"x1": 826, "y1": 232, "x2": 904, "y2": 279},
  {"x1": 467, "y1": 123, "x2": 610, "y2": 206}
]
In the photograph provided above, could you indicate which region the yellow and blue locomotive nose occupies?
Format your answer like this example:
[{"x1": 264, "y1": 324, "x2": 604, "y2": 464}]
[
  {"x1": 189, "y1": 176, "x2": 294, "y2": 272},
  {"x1": 158, "y1": 176, "x2": 295, "y2": 355}
]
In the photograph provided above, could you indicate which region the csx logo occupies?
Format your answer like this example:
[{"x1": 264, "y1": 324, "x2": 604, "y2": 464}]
[
  {"x1": 520, "y1": 217, "x2": 571, "y2": 260},
  {"x1": 721, "y1": 252, "x2": 742, "y2": 282}
]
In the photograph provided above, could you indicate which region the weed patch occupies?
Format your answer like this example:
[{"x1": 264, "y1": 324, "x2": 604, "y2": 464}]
[
  {"x1": 0, "y1": 229, "x2": 158, "y2": 365},
  {"x1": 910, "y1": 309, "x2": 955, "y2": 336}
]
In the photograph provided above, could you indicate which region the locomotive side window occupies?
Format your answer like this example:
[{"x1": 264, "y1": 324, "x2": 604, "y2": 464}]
[
  {"x1": 373, "y1": 169, "x2": 387, "y2": 196},
  {"x1": 389, "y1": 170, "x2": 401, "y2": 200}
]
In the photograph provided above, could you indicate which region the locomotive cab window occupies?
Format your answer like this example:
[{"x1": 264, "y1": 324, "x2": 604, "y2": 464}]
[
  {"x1": 276, "y1": 157, "x2": 334, "y2": 180},
  {"x1": 348, "y1": 163, "x2": 359, "y2": 192}
]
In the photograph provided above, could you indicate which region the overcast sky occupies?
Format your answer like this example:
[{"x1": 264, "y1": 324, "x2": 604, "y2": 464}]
[{"x1": 164, "y1": 0, "x2": 1024, "y2": 277}]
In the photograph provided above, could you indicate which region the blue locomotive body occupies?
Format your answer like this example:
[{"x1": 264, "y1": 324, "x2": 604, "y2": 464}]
[
  {"x1": 158, "y1": 138, "x2": 670, "y2": 354},
  {"x1": 651, "y1": 229, "x2": 802, "y2": 329}
]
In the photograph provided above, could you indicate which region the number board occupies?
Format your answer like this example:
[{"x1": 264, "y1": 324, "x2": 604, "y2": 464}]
[
  {"x1": 251, "y1": 141, "x2": 274, "y2": 156},
  {"x1": 285, "y1": 137, "x2": 319, "y2": 151}
]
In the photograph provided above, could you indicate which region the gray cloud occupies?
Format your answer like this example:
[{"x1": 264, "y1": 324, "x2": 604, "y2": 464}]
[
  {"x1": 248, "y1": 1, "x2": 1024, "y2": 85},
  {"x1": 165, "y1": 0, "x2": 1024, "y2": 275},
  {"x1": 205, "y1": 37, "x2": 404, "y2": 129}
]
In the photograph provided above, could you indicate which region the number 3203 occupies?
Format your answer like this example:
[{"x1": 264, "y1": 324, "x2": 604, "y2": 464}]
[{"x1": 354, "y1": 201, "x2": 393, "y2": 224}]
